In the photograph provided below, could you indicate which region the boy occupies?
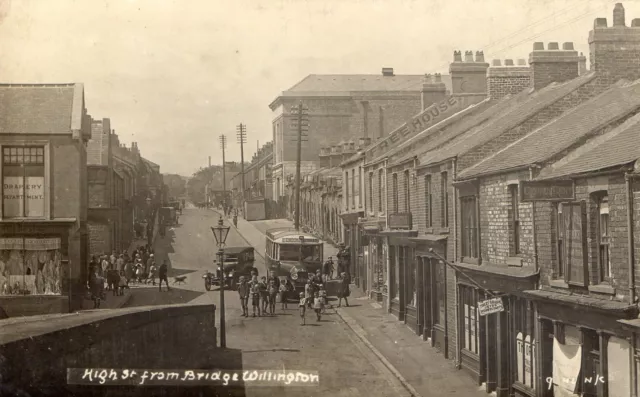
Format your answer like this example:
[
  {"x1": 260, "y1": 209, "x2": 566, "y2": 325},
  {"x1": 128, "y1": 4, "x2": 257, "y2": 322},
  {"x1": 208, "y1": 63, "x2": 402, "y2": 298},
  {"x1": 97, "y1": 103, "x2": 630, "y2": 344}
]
[
  {"x1": 250, "y1": 280, "x2": 261, "y2": 317},
  {"x1": 298, "y1": 292, "x2": 306, "y2": 326},
  {"x1": 118, "y1": 271, "x2": 129, "y2": 296},
  {"x1": 268, "y1": 278, "x2": 278, "y2": 315},
  {"x1": 237, "y1": 276, "x2": 250, "y2": 317},
  {"x1": 313, "y1": 291, "x2": 323, "y2": 321},
  {"x1": 279, "y1": 280, "x2": 289, "y2": 311},
  {"x1": 258, "y1": 276, "x2": 269, "y2": 315}
]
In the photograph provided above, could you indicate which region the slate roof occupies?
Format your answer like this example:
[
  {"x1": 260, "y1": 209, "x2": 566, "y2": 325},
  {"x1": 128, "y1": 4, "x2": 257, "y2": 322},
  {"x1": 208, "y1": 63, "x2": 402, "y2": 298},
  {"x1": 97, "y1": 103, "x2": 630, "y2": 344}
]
[
  {"x1": 418, "y1": 72, "x2": 597, "y2": 168},
  {"x1": 535, "y1": 112, "x2": 640, "y2": 180},
  {"x1": 286, "y1": 74, "x2": 452, "y2": 93},
  {"x1": 0, "y1": 83, "x2": 83, "y2": 134},
  {"x1": 458, "y1": 80, "x2": 640, "y2": 179}
]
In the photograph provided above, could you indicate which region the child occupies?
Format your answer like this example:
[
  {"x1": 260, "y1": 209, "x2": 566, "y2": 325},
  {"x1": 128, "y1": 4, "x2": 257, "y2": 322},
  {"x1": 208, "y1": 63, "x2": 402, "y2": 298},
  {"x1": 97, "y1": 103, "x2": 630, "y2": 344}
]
[
  {"x1": 258, "y1": 276, "x2": 269, "y2": 315},
  {"x1": 237, "y1": 276, "x2": 250, "y2": 317},
  {"x1": 118, "y1": 271, "x2": 128, "y2": 296},
  {"x1": 298, "y1": 292, "x2": 306, "y2": 326},
  {"x1": 279, "y1": 280, "x2": 289, "y2": 311},
  {"x1": 268, "y1": 278, "x2": 278, "y2": 315},
  {"x1": 319, "y1": 285, "x2": 328, "y2": 310},
  {"x1": 313, "y1": 291, "x2": 323, "y2": 321},
  {"x1": 250, "y1": 280, "x2": 261, "y2": 317},
  {"x1": 148, "y1": 263, "x2": 157, "y2": 286}
]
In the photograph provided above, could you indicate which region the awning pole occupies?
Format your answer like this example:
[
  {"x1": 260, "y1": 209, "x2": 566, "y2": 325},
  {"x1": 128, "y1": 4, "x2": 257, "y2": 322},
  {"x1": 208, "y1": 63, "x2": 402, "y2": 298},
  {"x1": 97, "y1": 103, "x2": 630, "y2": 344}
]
[{"x1": 428, "y1": 248, "x2": 497, "y2": 298}]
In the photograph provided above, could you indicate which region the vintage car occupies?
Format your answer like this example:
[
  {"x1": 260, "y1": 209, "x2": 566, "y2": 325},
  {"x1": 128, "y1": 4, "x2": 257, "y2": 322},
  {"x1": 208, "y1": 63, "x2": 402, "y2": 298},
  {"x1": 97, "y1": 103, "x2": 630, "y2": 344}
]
[
  {"x1": 159, "y1": 206, "x2": 178, "y2": 226},
  {"x1": 203, "y1": 246, "x2": 257, "y2": 291}
]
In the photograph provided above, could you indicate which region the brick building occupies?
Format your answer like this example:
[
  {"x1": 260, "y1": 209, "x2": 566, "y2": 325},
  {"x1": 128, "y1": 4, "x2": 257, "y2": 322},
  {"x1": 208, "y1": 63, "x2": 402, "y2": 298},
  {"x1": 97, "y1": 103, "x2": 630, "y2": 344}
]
[
  {"x1": 0, "y1": 83, "x2": 91, "y2": 316},
  {"x1": 270, "y1": 68, "x2": 453, "y2": 215}
]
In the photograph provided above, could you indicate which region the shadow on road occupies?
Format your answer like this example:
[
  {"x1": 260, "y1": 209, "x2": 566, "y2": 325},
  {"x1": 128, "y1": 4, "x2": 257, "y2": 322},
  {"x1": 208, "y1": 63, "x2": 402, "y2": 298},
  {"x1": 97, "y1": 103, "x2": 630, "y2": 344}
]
[{"x1": 122, "y1": 287, "x2": 204, "y2": 308}]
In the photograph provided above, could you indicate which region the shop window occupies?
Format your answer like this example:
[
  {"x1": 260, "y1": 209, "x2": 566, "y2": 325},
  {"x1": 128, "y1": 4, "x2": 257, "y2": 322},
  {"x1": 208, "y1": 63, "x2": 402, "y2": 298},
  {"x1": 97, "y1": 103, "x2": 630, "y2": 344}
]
[
  {"x1": 404, "y1": 170, "x2": 410, "y2": 212},
  {"x1": 425, "y1": 175, "x2": 432, "y2": 228},
  {"x1": 441, "y1": 172, "x2": 449, "y2": 227},
  {"x1": 558, "y1": 201, "x2": 588, "y2": 286},
  {"x1": 2, "y1": 146, "x2": 46, "y2": 218},
  {"x1": 509, "y1": 184, "x2": 521, "y2": 255},
  {"x1": 513, "y1": 297, "x2": 536, "y2": 390},
  {"x1": 390, "y1": 246, "x2": 398, "y2": 299},
  {"x1": 460, "y1": 196, "x2": 479, "y2": 261},
  {"x1": 392, "y1": 174, "x2": 399, "y2": 214},
  {"x1": 379, "y1": 241, "x2": 387, "y2": 294},
  {"x1": 596, "y1": 194, "x2": 611, "y2": 283},
  {"x1": 397, "y1": 246, "x2": 404, "y2": 301},
  {"x1": 407, "y1": 248, "x2": 416, "y2": 307},
  {"x1": 461, "y1": 287, "x2": 479, "y2": 355},
  {"x1": 0, "y1": 238, "x2": 63, "y2": 296},
  {"x1": 434, "y1": 260, "x2": 445, "y2": 326}
]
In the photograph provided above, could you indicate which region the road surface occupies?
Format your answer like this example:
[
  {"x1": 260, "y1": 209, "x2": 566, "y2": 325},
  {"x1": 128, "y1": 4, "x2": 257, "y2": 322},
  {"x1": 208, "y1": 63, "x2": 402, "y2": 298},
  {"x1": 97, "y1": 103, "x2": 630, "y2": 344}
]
[{"x1": 121, "y1": 206, "x2": 411, "y2": 397}]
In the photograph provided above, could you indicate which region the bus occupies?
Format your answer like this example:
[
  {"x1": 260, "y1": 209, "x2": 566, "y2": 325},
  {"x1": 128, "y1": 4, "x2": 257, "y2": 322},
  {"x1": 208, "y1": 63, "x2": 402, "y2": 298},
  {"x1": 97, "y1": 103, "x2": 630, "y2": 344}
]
[{"x1": 265, "y1": 228, "x2": 323, "y2": 292}]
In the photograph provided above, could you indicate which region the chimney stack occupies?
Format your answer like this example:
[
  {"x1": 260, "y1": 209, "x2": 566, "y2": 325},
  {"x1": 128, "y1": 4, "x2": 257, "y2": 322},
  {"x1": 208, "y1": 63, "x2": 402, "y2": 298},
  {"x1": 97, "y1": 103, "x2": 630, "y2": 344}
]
[
  {"x1": 529, "y1": 41, "x2": 580, "y2": 90},
  {"x1": 449, "y1": 49, "x2": 490, "y2": 95},
  {"x1": 382, "y1": 67, "x2": 394, "y2": 77},
  {"x1": 589, "y1": 3, "x2": 640, "y2": 84},
  {"x1": 487, "y1": 57, "x2": 531, "y2": 100},
  {"x1": 319, "y1": 147, "x2": 331, "y2": 168},
  {"x1": 421, "y1": 73, "x2": 447, "y2": 110}
]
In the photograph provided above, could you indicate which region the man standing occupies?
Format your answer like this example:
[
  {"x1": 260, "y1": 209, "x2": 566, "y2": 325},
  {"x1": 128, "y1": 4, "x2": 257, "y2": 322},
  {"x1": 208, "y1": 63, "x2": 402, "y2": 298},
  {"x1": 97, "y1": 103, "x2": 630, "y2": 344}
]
[
  {"x1": 158, "y1": 260, "x2": 170, "y2": 291},
  {"x1": 237, "y1": 276, "x2": 249, "y2": 317}
]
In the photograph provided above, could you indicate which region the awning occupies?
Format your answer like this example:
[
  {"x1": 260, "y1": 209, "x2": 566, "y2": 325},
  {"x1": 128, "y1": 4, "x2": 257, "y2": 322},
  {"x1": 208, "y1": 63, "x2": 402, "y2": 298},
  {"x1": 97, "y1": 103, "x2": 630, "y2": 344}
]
[
  {"x1": 0, "y1": 237, "x2": 61, "y2": 250},
  {"x1": 524, "y1": 289, "x2": 638, "y2": 315},
  {"x1": 409, "y1": 234, "x2": 447, "y2": 242},
  {"x1": 455, "y1": 262, "x2": 539, "y2": 279}
]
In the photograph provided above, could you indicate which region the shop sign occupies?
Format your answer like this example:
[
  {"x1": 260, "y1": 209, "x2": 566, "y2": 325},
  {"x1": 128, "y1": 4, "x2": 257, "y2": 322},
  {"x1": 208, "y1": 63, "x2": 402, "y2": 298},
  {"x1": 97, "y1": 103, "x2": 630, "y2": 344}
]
[
  {"x1": 388, "y1": 213, "x2": 412, "y2": 229},
  {"x1": 520, "y1": 180, "x2": 574, "y2": 202},
  {"x1": 282, "y1": 237, "x2": 319, "y2": 243},
  {"x1": 477, "y1": 297, "x2": 504, "y2": 316},
  {"x1": 3, "y1": 176, "x2": 45, "y2": 217},
  {"x1": 0, "y1": 237, "x2": 61, "y2": 250}
]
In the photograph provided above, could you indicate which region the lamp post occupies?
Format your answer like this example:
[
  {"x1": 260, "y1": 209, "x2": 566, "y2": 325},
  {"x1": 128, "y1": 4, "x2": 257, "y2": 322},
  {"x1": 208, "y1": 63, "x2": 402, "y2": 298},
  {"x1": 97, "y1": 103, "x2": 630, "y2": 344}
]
[{"x1": 211, "y1": 216, "x2": 230, "y2": 348}]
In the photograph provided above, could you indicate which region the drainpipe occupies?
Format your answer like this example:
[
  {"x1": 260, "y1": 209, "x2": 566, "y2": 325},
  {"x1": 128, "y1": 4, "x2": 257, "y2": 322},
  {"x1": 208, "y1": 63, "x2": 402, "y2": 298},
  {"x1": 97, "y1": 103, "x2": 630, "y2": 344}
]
[
  {"x1": 529, "y1": 167, "x2": 539, "y2": 285},
  {"x1": 384, "y1": 159, "x2": 390, "y2": 312},
  {"x1": 449, "y1": 158, "x2": 457, "y2": 364},
  {"x1": 625, "y1": 172, "x2": 636, "y2": 306}
]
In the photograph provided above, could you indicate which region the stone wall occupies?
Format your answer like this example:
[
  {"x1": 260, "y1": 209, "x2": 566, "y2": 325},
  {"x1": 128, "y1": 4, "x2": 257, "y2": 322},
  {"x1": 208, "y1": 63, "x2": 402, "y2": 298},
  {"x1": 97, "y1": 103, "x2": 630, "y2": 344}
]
[{"x1": 0, "y1": 304, "x2": 237, "y2": 397}]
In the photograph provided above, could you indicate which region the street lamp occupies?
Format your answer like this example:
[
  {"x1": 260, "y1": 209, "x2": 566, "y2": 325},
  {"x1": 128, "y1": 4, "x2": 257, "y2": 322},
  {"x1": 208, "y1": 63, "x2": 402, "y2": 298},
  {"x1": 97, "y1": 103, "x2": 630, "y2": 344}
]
[{"x1": 211, "y1": 216, "x2": 231, "y2": 348}]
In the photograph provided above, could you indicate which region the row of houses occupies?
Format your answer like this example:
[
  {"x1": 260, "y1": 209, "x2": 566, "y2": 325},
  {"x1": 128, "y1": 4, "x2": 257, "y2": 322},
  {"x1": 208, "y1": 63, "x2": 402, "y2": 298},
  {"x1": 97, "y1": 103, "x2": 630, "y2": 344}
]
[
  {"x1": 273, "y1": 4, "x2": 640, "y2": 397},
  {"x1": 0, "y1": 83, "x2": 165, "y2": 317}
]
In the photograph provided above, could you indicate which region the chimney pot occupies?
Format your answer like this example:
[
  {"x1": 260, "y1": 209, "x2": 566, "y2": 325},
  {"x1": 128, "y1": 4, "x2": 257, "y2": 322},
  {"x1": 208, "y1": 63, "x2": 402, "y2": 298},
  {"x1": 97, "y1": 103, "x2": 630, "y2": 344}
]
[
  {"x1": 632, "y1": 18, "x2": 640, "y2": 27},
  {"x1": 517, "y1": 59, "x2": 527, "y2": 66},
  {"x1": 491, "y1": 59, "x2": 502, "y2": 66},
  {"x1": 475, "y1": 51, "x2": 485, "y2": 63},
  {"x1": 613, "y1": 3, "x2": 625, "y2": 26},
  {"x1": 505, "y1": 59, "x2": 514, "y2": 66},
  {"x1": 533, "y1": 42, "x2": 545, "y2": 51},
  {"x1": 562, "y1": 42, "x2": 575, "y2": 50},
  {"x1": 548, "y1": 42, "x2": 560, "y2": 50},
  {"x1": 434, "y1": 73, "x2": 442, "y2": 82},
  {"x1": 464, "y1": 50, "x2": 474, "y2": 62},
  {"x1": 453, "y1": 50, "x2": 462, "y2": 62},
  {"x1": 594, "y1": 17, "x2": 608, "y2": 28}
]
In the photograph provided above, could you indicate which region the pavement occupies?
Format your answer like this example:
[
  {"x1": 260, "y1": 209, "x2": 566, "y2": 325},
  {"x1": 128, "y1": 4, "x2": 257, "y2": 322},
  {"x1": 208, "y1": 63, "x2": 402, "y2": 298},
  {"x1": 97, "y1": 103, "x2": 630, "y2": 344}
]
[{"x1": 227, "y1": 209, "x2": 488, "y2": 397}]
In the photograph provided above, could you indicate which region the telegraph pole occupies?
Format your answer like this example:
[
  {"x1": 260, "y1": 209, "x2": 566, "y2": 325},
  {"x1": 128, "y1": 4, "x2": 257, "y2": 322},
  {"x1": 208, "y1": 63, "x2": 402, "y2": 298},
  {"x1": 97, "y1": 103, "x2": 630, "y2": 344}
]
[
  {"x1": 236, "y1": 123, "x2": 247, "y2": 205},
  {"x1": 291, "y1": 102, "x2": 309, "y2": 230},
  {"x1": 219, "y1": 134, "x2": 227, "y2": 209}
]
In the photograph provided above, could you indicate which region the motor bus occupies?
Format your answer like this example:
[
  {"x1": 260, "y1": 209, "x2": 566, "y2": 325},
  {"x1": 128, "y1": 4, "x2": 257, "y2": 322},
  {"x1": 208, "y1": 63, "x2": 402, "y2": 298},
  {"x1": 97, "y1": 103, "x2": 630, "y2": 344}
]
[{"x1": 265, "y1": 228, "x2": 323, "y2": 292}]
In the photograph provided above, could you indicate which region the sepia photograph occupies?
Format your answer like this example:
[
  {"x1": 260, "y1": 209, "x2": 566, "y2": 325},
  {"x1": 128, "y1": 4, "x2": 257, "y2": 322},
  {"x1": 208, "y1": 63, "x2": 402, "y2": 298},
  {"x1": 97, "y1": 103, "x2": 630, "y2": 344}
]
[{"x1": 2, "y1": 0, "x2": 640, "y2": 396}]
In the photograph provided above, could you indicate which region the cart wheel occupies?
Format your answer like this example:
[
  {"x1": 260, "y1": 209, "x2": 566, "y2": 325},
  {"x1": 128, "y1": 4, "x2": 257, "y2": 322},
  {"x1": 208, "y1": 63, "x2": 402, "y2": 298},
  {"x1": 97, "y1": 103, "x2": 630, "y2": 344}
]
[{"x1": 205, "y1": 280, "x2": 211, "y2": 291}]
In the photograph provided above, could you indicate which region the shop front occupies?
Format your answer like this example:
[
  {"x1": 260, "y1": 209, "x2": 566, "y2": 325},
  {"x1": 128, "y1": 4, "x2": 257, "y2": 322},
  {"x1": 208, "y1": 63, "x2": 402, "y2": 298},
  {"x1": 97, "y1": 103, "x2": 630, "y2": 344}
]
[
  {"x1": 382, "y1": 231, "x2": 417, "y2": 322},
  {"x1": 524, "y1": 290, "x2": 637, "y2": 397},
  {"x1": 411, "y1": 235, "x2": 448, "y2": 351},
  {"x1": 340, "y1": 211, "x2": 364, "y2": 289},
  {"x1": 0, "y1": 220, "x2": 81, "y2": 317},
  {"x1": 454, "y1": 263, "x2": 538, "y2": 397},
  {"x1": 360, "y1": 218, "x2": 387, "y2": 304}
]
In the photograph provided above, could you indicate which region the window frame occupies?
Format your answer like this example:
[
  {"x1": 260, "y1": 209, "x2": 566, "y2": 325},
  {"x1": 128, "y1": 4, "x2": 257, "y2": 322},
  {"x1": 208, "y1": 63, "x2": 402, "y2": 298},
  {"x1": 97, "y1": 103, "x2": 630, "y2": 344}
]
[
  {"x1": 596, "y1": 194, "x2": 611, "y2": 284},
  {"x1": 392, "y1": 173, "x2": 399, "y2": 214},
  {"x1": 555, "y1": 202, "x2": 565, "y2": 278},
  {"x1": 345, "y1": 171, "x2": 349, "y2": 210},
  {"x1": 512, "y1": 297, "x2": 536, "y2": 391},
  {"x1": 368, "y1": 172, "x2": 374, "y2": 214},
  {"x1": 425, "y1": 175, "x2": 433, "y2": 228},
  {"x1": 377, "y1": 170, "x2": 383, "y2": 213},
  {"x1": 557, "y1": 200, "x2": 589, "y2": 287},
  {"x1": 460, "y1": 195, "x2": 479, "y2": 261},
  {"x1": 404, "y1": 170, "x2": 410, "y2": 212},
  {"x1": 1, "y1": 143, "x2": 50, "y2": 220},
  {"x1": 358, "y1": 166, "x2": 363, "y2": 208},
  {"x1": 441, "y1": 171, "x2": 449, "y2": 227},
  {"x1": 509, "y1": 184, "x2": 521, "y2": 256},
  {"x1": 461, "y1": 286, "x2": 480, "y2": 355}
]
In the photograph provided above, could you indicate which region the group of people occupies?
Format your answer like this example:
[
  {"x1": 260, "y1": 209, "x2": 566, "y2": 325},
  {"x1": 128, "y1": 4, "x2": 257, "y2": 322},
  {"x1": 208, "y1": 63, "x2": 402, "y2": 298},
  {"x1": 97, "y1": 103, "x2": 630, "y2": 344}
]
[{"x1": 86, "y1": 244, "x2": 170, "y2": 308}]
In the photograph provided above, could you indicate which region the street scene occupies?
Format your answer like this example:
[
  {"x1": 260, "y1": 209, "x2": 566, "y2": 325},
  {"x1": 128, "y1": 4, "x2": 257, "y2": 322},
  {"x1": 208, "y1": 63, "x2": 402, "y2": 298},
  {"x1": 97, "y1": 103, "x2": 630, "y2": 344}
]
[{"x1": 4, "y1": 1, "x2": 640, "y2": 396}]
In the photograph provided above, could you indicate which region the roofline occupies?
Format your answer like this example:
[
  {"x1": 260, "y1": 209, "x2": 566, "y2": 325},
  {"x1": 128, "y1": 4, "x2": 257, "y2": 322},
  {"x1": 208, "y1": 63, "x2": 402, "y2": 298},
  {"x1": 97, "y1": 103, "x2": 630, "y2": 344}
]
[
  {"x1": 363, "y1": 156, "x2": 388, "y2": 168},
  {"x1": 455, "y1": 164, "x2": 531, "y2": 182},
  {"x1": 416, "y1": 156, "x2": 455, "y2": 170},
  {"x1": 536, "y1": 162, "x2": 637, "y2": 181},
  {"x1": 340, "y1": 151, "x2": 365, "y2": 167}
]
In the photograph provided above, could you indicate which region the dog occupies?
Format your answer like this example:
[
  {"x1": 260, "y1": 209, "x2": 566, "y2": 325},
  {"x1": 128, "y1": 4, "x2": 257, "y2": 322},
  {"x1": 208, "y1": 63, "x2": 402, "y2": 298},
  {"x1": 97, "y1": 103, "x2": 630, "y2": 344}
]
[{"x1": 173, "y1": 275, "x2": 187, "y2": 285}]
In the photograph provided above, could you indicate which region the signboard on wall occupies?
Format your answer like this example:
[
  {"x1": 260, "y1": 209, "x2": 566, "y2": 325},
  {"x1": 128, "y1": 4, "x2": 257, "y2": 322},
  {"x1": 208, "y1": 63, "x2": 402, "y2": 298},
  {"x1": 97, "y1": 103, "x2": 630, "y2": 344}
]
[
  {"x1": 477, "y1": 297, "x2": 504, "y2": 316},
  {"x1": 3, "y1": 176, "x2": 45, "y2": 217},
  {"x1": 520, "y1": 180, "x2": 574, "y2": 202}
]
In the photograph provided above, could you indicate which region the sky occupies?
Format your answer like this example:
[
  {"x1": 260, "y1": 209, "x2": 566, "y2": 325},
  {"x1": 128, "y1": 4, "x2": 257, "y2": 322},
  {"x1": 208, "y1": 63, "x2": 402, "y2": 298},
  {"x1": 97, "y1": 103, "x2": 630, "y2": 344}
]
[{"x1": 1, "y1": 0, "x2": 638, "y2": 176}]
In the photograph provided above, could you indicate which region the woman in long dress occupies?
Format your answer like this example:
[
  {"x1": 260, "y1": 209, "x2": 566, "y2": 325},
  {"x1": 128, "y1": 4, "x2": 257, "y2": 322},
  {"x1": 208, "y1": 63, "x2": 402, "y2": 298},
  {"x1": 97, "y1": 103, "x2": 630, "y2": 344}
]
[{"x1": 337, "y1": 272, "x2": 351, "y2": 307}]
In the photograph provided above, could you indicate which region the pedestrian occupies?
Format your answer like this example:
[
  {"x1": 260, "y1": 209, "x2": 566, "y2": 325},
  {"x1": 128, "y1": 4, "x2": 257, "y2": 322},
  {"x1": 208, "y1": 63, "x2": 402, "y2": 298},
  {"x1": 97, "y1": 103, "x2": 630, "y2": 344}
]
[
  {"x1": 305, "y1": 279, "x2": 314, "y2": 309},
  {"x1": 124, "y1": 261, "x2": 133, "y2": 284},
  {"x1": 110, "y1": 251, "x2": 117, "y2": 268},
  {"x1": 298, "y1": 292, "x2": 306, "y2": 326},
  {"x1": 89, "y1": 267, "x2": 103, "y2": 309},
  {"x1": 322, "y1": 257, "x2": 333, "y2": 282},
  {"x1": 279, "y1": 279, "x2": 289, "y2": 311},
  {"x1": 268, "y1": 278, "x2": 278, "y2": 315},
  {"x1": 116, "y1": 254, "x2": 125, "y2": 273},
  {"x1": 337, "y1": 272, "x2": 351, "y2": 307},
  {"x1": 313, "y1": 291, "x2": 323, "y2": 321},
  {"x1": 148, "y1": 262, "x2": 157, "y2": 285},
  {"x1": 135, "y1": 263, "x2": 143, "y2": 283},
  {"x1": 250, "y1": 280, "x2": 261, "y2": 317},
  {"x1": 118, "y1": 271, "x2": 128, "y2": 296},
  {"x1": 100, "y1": 255, "x2": 109, "y2": 276},
  {"x1": 158, "y1": 260, "x2": 170, "y2": 291},
  {"x1": 146, "y1": 254, "x2": 154, "y2": 275},
  {"x1": 237, "y1": 276, "x2": 250, "y2": 317},
  {"x1": 258, "y1": 276, "x2": 269, "y2": 314}
]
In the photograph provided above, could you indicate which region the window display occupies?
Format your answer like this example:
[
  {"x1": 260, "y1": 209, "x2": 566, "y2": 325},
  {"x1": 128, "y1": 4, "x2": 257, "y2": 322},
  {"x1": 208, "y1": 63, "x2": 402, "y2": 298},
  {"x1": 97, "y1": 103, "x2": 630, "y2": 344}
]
[{"x1": 0, "y1": 238, "x2": 62, "y2": 296}]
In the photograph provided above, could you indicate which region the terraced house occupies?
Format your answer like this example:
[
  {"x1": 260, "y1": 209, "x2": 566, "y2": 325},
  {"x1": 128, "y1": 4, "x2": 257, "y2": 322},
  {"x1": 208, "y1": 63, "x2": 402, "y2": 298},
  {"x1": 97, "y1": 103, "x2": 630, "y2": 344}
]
[{"x1": 342, "y1": 4, "x2": 640, "y2": 397}]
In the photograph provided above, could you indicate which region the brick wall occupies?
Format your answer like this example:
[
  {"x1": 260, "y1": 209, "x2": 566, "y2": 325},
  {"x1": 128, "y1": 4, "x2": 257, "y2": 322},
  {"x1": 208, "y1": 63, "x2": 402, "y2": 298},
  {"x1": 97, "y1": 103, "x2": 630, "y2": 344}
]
[
  {"x1": 633, "y1": 179, "x2": 640, "y2": 291},
  {"x1": 87, "y1": 119, "x2": 111, "y2": 166},
  {"x1": 486, "y1": 60, "x2": 531, "y2": 100},
  {"x1": 88, "y1": 183, "x2": 107, "y2": 208}
]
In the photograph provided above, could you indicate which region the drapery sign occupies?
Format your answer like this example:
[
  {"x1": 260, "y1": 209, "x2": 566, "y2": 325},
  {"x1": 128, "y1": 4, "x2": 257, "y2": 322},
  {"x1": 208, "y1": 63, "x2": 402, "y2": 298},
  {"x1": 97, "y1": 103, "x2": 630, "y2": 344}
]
[
  {"x1": 3, "y1": 176, "x2": 45, "y2": 217},
  {"x1": 477, "y1": 297, "x2": 504, "y2": 316}
]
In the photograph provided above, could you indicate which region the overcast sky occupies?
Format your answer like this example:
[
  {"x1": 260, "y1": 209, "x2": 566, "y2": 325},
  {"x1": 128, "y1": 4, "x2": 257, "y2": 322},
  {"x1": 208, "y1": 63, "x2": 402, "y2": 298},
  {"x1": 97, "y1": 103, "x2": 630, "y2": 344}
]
[{"x1": 0, "y1": 0, "x2": 637, "y2": 176}]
